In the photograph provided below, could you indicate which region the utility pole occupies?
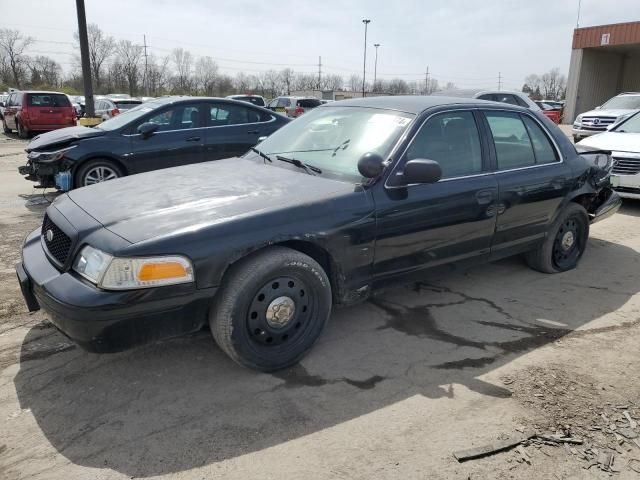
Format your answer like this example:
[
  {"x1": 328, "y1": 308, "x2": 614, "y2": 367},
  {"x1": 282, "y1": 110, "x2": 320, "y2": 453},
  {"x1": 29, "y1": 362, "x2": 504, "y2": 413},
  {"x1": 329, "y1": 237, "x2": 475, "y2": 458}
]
[
  {"x1": 143, "y1": 34, "x2": 149, "y2": 96},
  {"x1": 373, "y1": 43, "x2": 380, "y2": 92},
  {"x1": 425, "y1": 66, "x2": 430, "y2": 94},
  {"x1": 498, "y1": 72, "x2": 502, "y2": 91},
  {"x1": 576, "y1": 0, "x2": 582, "y2": 28},
  {"x1": 318, "y1": 56, "x2": 322, "y2": 90},
  {"x1": 75, "y1": 0, "x2": 94, "y2": 117},
  {"x1": 362, "y1": 19, "x2": 370, "y2": 97}
]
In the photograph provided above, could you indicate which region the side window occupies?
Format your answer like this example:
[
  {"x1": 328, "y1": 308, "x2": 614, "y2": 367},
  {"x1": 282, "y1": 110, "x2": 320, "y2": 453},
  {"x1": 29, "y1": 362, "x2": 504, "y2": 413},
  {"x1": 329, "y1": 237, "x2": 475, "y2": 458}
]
[
  {"x1": 405, "y1": 111, "x2": 483, "y2": 179},
  {"x1": 485, "y1": 111, "x2": 536, "y2": 170},
  {"x1": 246, "y1": 108, "x2": 271, "y2": 123},
  {"x1": 494, "y1": 94, "x2": 519, "y2": 106},
  {"x1": 267, "y1": 98, "x2": 278, "y2": 108},
  {"x1": 521, "y1": 115, "x2": 559, "y2": 164},
  {"x1": 477, "y1": 94, "x2": 496, "y2": 102},
  {"x1": 277, "y1": 98, "x2": 290, "y2": 108},
  {"x1": 143, "y1": 104, "x2": 202, "y2": 132},
  {"x1": 181, "y1": 106, "x2": 201, "y2": 128},
  {"x1": 15, "y1": 94, "x2": 22, "y2": 106},
  {"x1": 514, "y1": 95, "x2": 530, "y2": 108},
  {"x1": 6, "y1": 94, "x2": 14, "y2": 106},
  {"x1": 209, "y1": 104, "x2": 250, "y2": 126}
]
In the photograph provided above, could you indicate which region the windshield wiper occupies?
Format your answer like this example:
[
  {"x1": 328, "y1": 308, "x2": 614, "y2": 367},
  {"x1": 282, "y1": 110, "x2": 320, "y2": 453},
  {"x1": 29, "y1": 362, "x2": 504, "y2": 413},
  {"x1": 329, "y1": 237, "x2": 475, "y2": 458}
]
[
  {"x1": 250, "y1": 147, "x2": 272, "y2": 163},
  {"x1": 275, "y1": 155, "x2": 322, "y2": 175}
]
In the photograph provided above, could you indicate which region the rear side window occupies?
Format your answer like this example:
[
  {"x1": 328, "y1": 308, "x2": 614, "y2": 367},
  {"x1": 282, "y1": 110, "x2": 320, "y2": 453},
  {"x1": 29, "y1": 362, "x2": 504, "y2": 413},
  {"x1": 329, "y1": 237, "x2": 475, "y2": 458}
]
[
  {"x1": 494, "y1": 94, "x2": 519, "y2": 106},
  {"x1": 276, "y1": 98, "x2": 291, "y2": 108},
  {"x1": 209, "y1": 103, "x2": 256, "y2": 125},
  {"x1": 297, "y1": 99, "x2": 321, "y2": 108},
  {"x1": 27, "y1": 94, "x2": 70, "y2": 107},
  {"x1": 406, "y1": 111, "x2": 483, "y2": 178},
  {"x1": 521, "y1": 116, "x2": 559, "y2": 164},
  {"x1": 485, "y1": 111, "x2": 535, "y2": 169},
  {"x1": 477, "y1": 94, "x2": 496, "y2": 102}
]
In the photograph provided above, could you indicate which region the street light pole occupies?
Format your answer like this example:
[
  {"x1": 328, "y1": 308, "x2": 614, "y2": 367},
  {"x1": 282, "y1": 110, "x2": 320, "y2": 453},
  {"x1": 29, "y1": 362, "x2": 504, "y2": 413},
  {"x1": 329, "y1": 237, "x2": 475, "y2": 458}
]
[
  {"x1": 75, "y1": 0, "x2": 95, "y2": 117},
  {"x1": 362, "y1": 19, "x2": 370, "y2": 97},
  {"x1": 373, "y1": 43, "x2": 380, "y2": 92}
]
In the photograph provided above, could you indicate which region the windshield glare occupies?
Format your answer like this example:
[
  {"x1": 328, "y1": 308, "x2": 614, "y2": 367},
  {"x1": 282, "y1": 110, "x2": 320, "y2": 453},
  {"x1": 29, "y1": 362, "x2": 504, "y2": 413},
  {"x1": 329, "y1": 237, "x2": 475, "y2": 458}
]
[
  {"x1": 256, "y1": 106, "x2": 414, "y2": 180},
  {"x1": 601, "y1": 96, "x2": 640, "y2": 110},
  {"x1": 614, "y1": 111, "x2": 640, "y2": 134},
  {"x1": 96, "y1": 101, "x2": 164, "y2": 131}
]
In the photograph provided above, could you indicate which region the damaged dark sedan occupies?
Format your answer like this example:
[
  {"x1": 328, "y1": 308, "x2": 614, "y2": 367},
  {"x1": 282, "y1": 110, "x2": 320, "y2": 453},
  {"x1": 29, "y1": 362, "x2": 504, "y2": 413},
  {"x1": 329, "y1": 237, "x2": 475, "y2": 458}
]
[{"x1": 17, "y1": 96, "x2": 621, "y2": 371}]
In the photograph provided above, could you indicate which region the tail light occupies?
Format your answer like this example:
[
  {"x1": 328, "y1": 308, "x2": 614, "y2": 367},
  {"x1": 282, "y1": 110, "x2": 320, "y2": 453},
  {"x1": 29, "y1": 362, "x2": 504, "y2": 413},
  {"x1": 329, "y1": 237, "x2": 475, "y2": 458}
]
[
  {"x1": 111, "y1": 108, "x2": 120, "y2": 117},
  {"x1": 21, "y1": 106, "x2": 29, "y2": 120},
  {"x1": 294, "y1": 106, "x2": 304, "y2": 116}
]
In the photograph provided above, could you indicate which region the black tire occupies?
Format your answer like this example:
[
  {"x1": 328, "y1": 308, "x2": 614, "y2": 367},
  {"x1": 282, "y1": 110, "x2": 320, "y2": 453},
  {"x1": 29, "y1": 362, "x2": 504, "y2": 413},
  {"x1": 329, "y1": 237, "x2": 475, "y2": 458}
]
[
  {"x1": 74, "y1": 159, "x2": 124, "y2": 188},
  {"x1": 2, "y1": 120, "x2": 10, "y2": 134},
  {"x1": 210, "y1": 246, "x2": 332, "y2": 372},
  {"x1": 572, "y1": 135, "x2": 579, "y2": 144},
  {"x1": 525, "y1": 203, "x2": 589, "y2": 274},
  {"x1": 17, "y1": 121, "x2": 28, "y2": 139}
]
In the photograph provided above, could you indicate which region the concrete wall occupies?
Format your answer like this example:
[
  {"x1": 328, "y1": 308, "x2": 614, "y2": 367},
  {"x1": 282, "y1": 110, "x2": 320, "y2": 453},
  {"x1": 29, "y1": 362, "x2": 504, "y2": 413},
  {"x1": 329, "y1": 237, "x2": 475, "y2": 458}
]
[{"x1": 621, "y1": 52, "x2": 640, "y2": 91}]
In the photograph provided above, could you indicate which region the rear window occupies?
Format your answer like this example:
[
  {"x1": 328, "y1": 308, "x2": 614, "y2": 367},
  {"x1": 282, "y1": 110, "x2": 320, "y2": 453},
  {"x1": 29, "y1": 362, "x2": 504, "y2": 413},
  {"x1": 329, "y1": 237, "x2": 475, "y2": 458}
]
[
  {"x1": 115, "y1": 100, "x2": 143, "y2": 110},
  {"x1": 27, "y1": 94, "x2": 70, "y2": 107},
  {"x1": 297, "y1": 99, "x2": 321, "y2": 108},
  {"x1": 234, "y1": 96, "x2": 265, "y2": 106}
]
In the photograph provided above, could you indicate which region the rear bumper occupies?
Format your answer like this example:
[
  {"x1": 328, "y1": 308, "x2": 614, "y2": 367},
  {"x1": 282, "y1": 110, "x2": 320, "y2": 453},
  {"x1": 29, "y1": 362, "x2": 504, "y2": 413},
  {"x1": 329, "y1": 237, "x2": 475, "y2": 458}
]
[
  {"x1": 17, "y1": 229, "x2": 215, "y2": 353},
  {"x1": 591, "y1": 190, "x2": 622, "y2": 224}
]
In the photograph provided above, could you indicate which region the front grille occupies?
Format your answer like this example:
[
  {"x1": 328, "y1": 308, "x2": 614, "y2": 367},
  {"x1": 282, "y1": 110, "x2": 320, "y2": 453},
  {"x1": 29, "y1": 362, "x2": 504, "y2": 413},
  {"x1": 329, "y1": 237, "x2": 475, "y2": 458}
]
[
  {"x1": 612, "y1": 157, "x2": 640, "y2": 176},
  {"x1": 614, "y1": 186, "x2": 640, "y2": 194},
  {"x1": 580, "y1": 116, "x2": 617, "y2": 131},
  {"x1": 41, "y1": 214, "x2": 72, "y2": 266}
]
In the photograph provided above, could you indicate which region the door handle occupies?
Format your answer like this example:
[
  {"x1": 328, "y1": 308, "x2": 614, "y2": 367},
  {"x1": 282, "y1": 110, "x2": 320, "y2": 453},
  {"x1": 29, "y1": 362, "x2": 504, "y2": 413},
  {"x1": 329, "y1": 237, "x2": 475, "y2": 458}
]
[
  {"x1": 185, "y1": 136, "x2": 201, "y2": 142},
  {"x1": 475, "y1": 189, "x2": 494, "y2": 205},
  {"x1": 247, "y1": 130, "x2": 260, "y2": 135}
]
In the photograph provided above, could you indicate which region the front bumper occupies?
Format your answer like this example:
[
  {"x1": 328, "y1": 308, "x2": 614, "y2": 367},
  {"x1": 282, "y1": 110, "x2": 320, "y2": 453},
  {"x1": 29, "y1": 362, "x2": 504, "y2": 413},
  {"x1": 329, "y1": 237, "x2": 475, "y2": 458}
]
[
  {"x1": 611, "y1": 174, "x2": 640, "y2": 200},
  {"x1": 16, "y1": 229, "x2": 216, "y2": 353},
  {"x1": 572, "y1": 127, "x2": 605, "y2": 139}
]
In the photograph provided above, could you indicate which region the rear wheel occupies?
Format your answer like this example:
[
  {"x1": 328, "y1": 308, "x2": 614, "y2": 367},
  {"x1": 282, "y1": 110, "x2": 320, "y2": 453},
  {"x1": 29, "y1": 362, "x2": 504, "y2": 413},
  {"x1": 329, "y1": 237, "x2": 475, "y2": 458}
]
[
  {"x1": 75, "y1": 159, "x2": 124, "y2": 188},
  {"x1": 525, "y1": 203, "x2": 589, "y2": 273},
  {"x1": 17, "y1": 121, "x2": 28, "y2": 139},
  {"x1": 209, "y1": 247, "x2": 332, "y2": 371},
  {"x1": 2, "y1": 119, "x2": 10, "y2": 133}
]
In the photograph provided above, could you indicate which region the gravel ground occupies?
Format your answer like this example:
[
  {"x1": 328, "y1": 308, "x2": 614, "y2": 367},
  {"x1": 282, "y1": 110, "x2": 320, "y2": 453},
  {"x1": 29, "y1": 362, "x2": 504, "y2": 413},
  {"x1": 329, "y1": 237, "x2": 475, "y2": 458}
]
[{"x1": 1, "y1": 130, "x2": 640, "y2": 480}]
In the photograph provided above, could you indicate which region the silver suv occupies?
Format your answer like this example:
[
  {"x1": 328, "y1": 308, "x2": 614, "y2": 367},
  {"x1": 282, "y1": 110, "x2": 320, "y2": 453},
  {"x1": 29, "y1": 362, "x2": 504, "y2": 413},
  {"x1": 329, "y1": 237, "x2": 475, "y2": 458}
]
[
  {"x1": 95, "y1": 97, "x2": 143, "y2": 120},
  {"x1": 266, "y1": 96, "x2": 321, "y2": 118},
  {"x1": 572, "y1": 92, "x2": 640, "y2": 142}
]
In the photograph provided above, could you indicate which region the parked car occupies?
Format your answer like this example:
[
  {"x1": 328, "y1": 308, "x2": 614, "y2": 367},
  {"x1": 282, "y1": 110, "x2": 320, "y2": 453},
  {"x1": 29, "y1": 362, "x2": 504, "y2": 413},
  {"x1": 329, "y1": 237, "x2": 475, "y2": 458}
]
[
  {"x1": 577, "y1": 109, "x2": 640, "y2": 199},
  {"x1": 71, "y1": 95, "x2": 86, "y2": 117},
  {"x1": 572, "y1": 92, "x2": 640, "y2": 143},
  {"x1": 106, "y1": 93, "x2": 131, "y2": 100},
  {"x1": 226, "y1": 94, "x2": 266, "y2": 107},
  {"x1": 68, "y1": 95, "x2": 83, "y2": 118},
  {"x1": 433, "y1": 89, "x2": 542, "y2": 111},
  {"x1": 140, "y1": 96, "x2": 156, "y2": 103},
  {"x1": 0, "y1": 93, "x2": 9, "y2": 119},
  {"x1": 94, "y1": 97, "x2": 143, "y2": 120},
  {"x1": 2, "y1": 91, "x2": 77, "y2": 138},
  {"x1": 18, "y1": 96, "x2": 290, "y2": 189},
  {"x1": 535, "y1": 101, "x2": 562, "y2": 124},
  {"x1": 16, "y1": 96, "x2": 620, "y2": 371},
  {"x1": 266, "y1": 96, "x2": 321, "y2": 117}
]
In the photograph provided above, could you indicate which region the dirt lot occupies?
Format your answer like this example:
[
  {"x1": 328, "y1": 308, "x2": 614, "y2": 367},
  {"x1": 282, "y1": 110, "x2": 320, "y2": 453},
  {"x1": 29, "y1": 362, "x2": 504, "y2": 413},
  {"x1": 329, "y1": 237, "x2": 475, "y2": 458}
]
[{"x1": 1, "y1": 131, "x2": 640, "y2": 479}]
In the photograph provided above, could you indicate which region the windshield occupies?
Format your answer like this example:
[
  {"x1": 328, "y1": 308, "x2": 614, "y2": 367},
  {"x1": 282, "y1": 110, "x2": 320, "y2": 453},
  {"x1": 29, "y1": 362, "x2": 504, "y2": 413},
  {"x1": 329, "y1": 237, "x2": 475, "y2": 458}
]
[
  {"x1": 255, "y1": 106, "x2": 414, "y2": 181},
  {"x1": 601, "y1": 95, "x2": 640, "y2": 110},
  {"x1": 614, "y1": 111, "x2": 640, "y2": 133},
  {"x1": 96, "y1": 100, "x2": 165, "y2": 131}
]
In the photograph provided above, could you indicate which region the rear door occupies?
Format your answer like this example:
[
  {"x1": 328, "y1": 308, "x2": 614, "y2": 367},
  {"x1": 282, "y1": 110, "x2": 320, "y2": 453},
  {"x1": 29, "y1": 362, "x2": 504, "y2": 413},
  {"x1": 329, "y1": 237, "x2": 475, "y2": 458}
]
[
  {"x1": 26, "y1": 93, "x2": 73, "y2": 128},
  {"x1": 482, "y1": 110, "x2": 572, "y2": 259},
  {"x1": 204, "y1": 102, "x2": 274, "y2": 160},
  {"x1": 4, "y1": 93, "x2": 17, "y2": 129},
  {"x1": 127, "y1": 102, "x2": 206, "y2": 172},
  {"x1": 373, "y1": 109, "x2": 499, "y2": 278}
]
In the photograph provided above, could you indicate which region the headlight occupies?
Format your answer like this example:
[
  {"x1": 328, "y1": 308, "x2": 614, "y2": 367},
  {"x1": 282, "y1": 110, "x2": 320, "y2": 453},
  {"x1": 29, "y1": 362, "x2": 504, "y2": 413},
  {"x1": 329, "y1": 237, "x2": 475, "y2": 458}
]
[
  {"x1": 72, "y1": 246, "x2": 194, "y2": 290},
  {"x1": 28, "y1": 145, "x2": 77, "y2": 163},
  {"x1": 574, "y1": 115, "x2": 583, "y2": 125}
]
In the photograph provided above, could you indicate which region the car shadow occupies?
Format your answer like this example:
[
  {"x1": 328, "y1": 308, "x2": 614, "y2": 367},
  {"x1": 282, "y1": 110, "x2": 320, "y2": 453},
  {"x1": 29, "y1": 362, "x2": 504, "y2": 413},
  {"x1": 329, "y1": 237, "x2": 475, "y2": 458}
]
[
  {"x1": 18, "y1": 192, "x2": 60, "y2": 212},
  {"x1": 13, "y1": 238, "x2": 640, "y2": 477}
]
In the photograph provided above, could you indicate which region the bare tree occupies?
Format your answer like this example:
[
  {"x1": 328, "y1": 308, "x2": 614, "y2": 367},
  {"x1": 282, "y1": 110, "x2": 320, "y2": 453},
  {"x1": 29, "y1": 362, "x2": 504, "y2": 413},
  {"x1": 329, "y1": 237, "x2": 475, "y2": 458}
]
[
  {"x1": 74, "y1": 24, "x2": 114, "y2": 92},
  {"x1": 0, "y1": 28, "x2": 33, "y2": 88},
  {"x1": 146, "y1": 54, "x2": 171, "y2": 96},
  {"x1": 171, "y1": 47, "x2": 193, "y2": 94},
  {"x1": 195, "y1": 56, "x2": 218, "y2": 96},
  {"x1": 321, "y1": 74, "x2": 343, "y2": 91},
  {"x1": 116, "y1": 40, "x2": 143, "y2": 95},
  {"x1": 540, "y1": 68, "x2": 566, "y2": 100},
  {"x1": 28, "y1": 55, "x2": 61, "y2": 87},
  {"x1": 280, "y1": 68, "x2": 294, "y2": 95},
  {"x1": 348, "y1": 74, "x2": 362, "y2": 92}
]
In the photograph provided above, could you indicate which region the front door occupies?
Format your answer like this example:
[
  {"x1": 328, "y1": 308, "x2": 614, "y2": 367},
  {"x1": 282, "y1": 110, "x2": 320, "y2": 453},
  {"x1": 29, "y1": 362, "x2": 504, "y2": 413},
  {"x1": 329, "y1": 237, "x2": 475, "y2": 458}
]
[
  {"x1": 127, "y1": 103, "x2": 206, "y2": 173},
  {"x1": 372, "y1": 109, "x2": 499, "y2": 279},
  {"x1": 482, "y1": 110, "x2": 572, "y2": 258}
]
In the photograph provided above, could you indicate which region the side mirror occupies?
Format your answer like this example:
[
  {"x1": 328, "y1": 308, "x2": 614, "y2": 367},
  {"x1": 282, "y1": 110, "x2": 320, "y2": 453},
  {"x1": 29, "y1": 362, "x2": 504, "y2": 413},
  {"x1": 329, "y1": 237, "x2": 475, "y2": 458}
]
[
  {"x1": 137, "y1": 122, "x2": 159, "y2": 138},
  {"x1": 357, "y1": 152, "x2": 385, "y2": 178},
  {"x1": 401, "y1": 159, "x2": 442, "y2": 185}
]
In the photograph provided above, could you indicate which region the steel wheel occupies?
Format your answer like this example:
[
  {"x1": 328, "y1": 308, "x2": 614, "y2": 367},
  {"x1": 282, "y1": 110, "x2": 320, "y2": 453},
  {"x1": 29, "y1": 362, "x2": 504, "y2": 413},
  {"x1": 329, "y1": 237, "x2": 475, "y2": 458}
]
[
  {"x1": 83, "y1": 165, "x2": 119, "y2": 185},
  {"x1": 552, "y1": 215, "x2": 586, "y2": 270},
  {"x1": 246, "y1": 275, "x2": 315, "y2": 347}
]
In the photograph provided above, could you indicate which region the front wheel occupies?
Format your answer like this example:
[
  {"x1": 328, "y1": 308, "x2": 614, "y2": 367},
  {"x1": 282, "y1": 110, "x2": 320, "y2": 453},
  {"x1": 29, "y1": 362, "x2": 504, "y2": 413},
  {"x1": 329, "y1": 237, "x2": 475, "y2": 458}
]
[
  {"x1": 75, "y1": 159, "x2": 124, "y2": 188},
  {"x1": 210, "y1": 247, "x2": 332, "y2": 371},
  {"x1": 525, "y1": 203, "x2": 589, "y2": 273},
  {"x1": 2, "y1": 119, "x2": 11, "y2": 134}
]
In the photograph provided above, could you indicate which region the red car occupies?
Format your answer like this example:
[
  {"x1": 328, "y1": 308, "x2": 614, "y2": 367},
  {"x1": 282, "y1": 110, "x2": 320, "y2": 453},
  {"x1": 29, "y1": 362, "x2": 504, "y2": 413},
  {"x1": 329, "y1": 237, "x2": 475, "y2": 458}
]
[
  {"x1": 535, "y1": 101, "x2": 562, "y2": 124},
  {"x1": 2, "y1": 91, "x2": 77, "y2": 138}
]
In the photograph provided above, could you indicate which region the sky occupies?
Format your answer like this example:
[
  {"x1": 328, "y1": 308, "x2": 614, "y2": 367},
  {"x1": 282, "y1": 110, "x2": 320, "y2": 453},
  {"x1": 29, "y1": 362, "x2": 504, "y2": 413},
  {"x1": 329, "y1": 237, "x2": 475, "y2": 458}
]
[{"x1": 3, "y1": 0, "x2": 640, "y2": 91}]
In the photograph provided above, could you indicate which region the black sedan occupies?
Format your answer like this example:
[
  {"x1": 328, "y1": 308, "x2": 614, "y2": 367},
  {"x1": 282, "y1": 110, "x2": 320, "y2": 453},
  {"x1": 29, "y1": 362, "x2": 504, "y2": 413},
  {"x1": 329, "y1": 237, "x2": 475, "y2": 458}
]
[
  {"x1": 17, "y1": 96, "x2": 621, "y2": 371},
  {"x1": 18, "y1": 96, "x2": 290, "y2": 190}
]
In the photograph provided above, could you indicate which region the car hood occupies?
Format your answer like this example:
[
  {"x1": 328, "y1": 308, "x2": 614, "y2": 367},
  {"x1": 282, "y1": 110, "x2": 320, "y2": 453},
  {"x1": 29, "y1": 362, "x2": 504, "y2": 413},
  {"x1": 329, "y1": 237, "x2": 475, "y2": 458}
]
[
  {"x1": 26, "y1": 126, "x2": 105, "y2": 152},
  {"x1": 66, "y1": 158, "x2": 358, "y2": 244},
  {"x1": 578, "y1": 132, "x2": 640, "y2": 154},
  {"x1": 578, "y1": 109, "x2": 636, "y2": 119}
]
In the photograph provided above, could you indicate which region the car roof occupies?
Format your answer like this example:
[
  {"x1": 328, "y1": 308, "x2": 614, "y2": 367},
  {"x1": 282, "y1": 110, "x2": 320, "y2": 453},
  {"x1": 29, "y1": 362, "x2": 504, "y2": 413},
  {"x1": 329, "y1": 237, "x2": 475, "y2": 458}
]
[
  {"x1": 18, "y1": 90, "x2": 67, "y2": 95},
  {"x1": 325, "y1": 95, "x2": 501, "y2": 114}
]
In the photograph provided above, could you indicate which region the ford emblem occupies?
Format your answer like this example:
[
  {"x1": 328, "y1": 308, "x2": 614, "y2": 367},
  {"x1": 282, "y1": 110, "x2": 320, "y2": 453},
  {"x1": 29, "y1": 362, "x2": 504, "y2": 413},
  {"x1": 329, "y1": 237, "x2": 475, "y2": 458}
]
[{"x1": 46, "y1": 229, "x2": 54, "y2": 242}]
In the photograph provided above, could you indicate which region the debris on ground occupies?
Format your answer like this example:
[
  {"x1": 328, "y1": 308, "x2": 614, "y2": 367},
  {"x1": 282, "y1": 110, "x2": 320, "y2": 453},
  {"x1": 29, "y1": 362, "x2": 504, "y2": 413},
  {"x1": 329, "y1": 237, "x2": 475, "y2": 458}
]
[{"x1": 453, "y1": 365, "x2": 640, "y2": 474}]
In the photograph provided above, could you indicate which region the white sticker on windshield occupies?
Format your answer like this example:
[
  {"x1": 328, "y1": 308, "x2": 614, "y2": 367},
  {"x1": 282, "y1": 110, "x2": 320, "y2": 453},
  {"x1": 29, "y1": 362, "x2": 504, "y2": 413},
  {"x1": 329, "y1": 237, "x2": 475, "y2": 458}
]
[{"x1": 367, "y1": 113, "x2": 410, "y2": 127}]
